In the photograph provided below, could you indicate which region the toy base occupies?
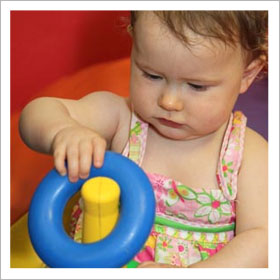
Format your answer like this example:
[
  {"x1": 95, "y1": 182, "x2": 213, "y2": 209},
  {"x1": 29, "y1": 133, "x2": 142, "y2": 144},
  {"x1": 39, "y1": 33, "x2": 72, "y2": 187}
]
[{"x1": 11, "y1": 213, "x2": 44, "y2": 268}]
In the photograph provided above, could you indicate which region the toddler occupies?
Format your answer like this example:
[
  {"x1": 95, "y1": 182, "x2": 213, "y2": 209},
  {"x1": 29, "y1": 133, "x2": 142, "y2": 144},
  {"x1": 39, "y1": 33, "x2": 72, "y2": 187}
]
[{"x1": 19, "y1": 11, "x2": 268, "y2": 268}]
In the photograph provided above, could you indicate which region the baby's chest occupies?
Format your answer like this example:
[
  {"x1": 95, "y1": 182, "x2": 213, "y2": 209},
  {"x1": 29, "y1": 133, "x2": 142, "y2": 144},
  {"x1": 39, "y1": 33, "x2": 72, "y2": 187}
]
[{"x1": 141, "y1": 145, "x2": 220, "y2": 190}]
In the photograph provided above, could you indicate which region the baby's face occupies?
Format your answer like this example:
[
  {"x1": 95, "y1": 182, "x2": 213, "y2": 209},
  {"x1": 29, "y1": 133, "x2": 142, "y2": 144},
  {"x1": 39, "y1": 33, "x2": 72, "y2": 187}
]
[{"x1": 130, "y1": 12, "x2": 249, "y2": 141}]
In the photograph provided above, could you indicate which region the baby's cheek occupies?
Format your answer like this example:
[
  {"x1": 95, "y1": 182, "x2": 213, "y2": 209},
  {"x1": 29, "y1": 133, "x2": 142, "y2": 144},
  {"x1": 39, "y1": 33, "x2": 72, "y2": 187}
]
[
  {"x1": 202, "y1": 109, "x2": 230, "y2": 131},
  {"x1": 132, "y1": 94, "x2": 153, "y2": 115}
]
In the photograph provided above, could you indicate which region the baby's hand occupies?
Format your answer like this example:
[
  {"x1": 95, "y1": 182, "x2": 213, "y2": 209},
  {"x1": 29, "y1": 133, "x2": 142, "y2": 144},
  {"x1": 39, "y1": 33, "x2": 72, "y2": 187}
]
[{"x1": 51, "y1": 125, "x2": 107, "y2": 182}]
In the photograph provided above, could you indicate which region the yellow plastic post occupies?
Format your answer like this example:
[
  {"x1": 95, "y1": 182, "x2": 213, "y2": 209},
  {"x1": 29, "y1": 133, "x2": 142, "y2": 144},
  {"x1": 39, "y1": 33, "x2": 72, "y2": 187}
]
[{"x1": 81, "y1": 177, "x2": 120, "y2": 243}]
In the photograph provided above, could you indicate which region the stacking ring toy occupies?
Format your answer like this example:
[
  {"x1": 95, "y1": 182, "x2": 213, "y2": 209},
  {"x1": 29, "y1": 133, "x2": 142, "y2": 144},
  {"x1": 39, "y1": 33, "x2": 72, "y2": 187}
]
[{"x1": 28, "y1": 151, "x2": 155, "y2": 268}]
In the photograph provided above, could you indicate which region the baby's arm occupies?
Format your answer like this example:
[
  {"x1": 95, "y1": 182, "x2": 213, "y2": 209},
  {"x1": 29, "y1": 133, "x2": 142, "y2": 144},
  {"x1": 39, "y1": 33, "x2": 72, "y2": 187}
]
[
  {"x1": 19, "y1": 91, "x2": 128, "y2": 182},
  {"x1": 188, "y1": 128, "x2": 268, "y2": 268}
]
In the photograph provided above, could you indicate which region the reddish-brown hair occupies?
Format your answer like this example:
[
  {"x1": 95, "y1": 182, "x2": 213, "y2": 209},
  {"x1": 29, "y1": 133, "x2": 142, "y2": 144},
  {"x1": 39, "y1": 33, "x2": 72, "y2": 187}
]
[{"x1": 130, "y1": 11, "x2": 268, "y2": 75}]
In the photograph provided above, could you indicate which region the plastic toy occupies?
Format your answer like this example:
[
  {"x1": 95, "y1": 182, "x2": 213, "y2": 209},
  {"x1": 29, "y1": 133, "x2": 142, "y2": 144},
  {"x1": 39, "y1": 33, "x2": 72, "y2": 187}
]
[
  {"x1": 28, "y1": 151, "x2": 156, "y2": 268},
  {"x1": 81, "y1": 177, "x2": 121, "y2": 243}
]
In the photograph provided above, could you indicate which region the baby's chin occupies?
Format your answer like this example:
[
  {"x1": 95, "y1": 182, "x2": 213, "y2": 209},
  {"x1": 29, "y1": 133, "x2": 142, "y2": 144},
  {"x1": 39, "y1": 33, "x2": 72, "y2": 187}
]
[{"x1": 150, "y1": 124, "x2": 196, "y2": 141}]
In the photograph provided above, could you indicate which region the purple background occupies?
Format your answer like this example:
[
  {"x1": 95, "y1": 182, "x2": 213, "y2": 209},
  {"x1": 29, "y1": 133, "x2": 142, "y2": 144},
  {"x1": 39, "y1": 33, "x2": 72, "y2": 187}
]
[{"x1": 234, "y1": 77, "x2": 268, "y2": 140}]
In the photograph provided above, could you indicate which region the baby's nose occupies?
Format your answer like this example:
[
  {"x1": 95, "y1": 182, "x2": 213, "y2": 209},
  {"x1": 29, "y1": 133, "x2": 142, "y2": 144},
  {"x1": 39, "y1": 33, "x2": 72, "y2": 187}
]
[{"x1": 158, "y1": 92, "x2": 184, "y2": 111}]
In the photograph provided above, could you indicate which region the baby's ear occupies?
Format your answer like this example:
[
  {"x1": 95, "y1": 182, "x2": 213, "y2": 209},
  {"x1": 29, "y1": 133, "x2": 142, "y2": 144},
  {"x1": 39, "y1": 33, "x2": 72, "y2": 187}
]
[{"x1": 239, "y1": 57, "x2": 266, "y2": 94}]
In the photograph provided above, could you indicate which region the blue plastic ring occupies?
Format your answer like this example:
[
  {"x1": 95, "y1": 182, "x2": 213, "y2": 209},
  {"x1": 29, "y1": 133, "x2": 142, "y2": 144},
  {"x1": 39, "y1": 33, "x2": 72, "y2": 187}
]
[{"x1": 28, "y1": 151, "x2": 155, "y2": 268}]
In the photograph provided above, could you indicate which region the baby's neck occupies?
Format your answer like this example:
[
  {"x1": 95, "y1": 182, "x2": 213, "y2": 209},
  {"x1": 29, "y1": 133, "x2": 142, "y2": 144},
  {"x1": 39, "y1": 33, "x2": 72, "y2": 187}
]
[{"x1": 148, "y1": 120, "x2": 228, "y2": 153}]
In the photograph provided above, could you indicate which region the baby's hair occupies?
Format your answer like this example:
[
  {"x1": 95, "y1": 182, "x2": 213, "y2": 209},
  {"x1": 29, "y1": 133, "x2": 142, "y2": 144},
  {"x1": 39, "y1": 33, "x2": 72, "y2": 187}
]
[{"x1": 130, "y1": 11, "x2": 268, "y2": 76}]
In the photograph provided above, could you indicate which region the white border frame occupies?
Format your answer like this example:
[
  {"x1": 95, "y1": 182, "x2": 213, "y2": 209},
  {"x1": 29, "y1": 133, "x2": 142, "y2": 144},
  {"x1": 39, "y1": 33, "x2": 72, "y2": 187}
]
[{"x1": 1, "y1": 1, "x2": 279, "y2": 279}]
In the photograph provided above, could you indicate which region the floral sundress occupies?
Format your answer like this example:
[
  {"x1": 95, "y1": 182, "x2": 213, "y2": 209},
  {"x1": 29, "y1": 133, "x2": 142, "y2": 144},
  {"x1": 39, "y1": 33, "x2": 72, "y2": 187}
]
[{"x1": 70, "y1": 111, "x2": 247, "y2": 268}]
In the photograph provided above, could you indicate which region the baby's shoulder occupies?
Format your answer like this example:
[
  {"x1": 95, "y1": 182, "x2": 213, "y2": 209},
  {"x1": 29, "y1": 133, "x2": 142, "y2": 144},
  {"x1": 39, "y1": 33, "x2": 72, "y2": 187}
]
[
  {"x1": 240, "y1": 126, "x2": 268, "y2": 175},
  {"x1": 243, "y1": 127, "x2": 268, "y2": 156},
  {"x1": 81, "y1": 90, "x2": 129, "y2": 110},
  {"x1": 80, "y1": 91, "x2": 131, "y2": 122}
]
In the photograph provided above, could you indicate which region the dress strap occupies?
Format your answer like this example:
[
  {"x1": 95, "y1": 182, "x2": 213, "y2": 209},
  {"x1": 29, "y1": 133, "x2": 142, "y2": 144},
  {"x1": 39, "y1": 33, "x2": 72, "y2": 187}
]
[
  {"x1": 122, "y1": 112, "x2": 148, "y2": 166},
  {"x1": 216, "y1": 111, "x2": 247, "y2": 201}
]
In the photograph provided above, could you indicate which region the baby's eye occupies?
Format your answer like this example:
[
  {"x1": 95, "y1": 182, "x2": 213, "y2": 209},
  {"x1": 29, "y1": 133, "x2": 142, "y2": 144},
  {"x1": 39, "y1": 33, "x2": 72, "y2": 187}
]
[
  {"x1": 188, "y1": 83, "x2": 208, "y2": 92},
  {"x1": 142, "y1": 71, "x2": 162, "y2": 81}
]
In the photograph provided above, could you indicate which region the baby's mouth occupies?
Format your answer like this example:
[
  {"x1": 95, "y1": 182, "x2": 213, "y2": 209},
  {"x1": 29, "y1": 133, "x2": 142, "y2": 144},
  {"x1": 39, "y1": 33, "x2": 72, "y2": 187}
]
[{"x1": 157, "y1": 118, "x2": 183, "y2": 129}]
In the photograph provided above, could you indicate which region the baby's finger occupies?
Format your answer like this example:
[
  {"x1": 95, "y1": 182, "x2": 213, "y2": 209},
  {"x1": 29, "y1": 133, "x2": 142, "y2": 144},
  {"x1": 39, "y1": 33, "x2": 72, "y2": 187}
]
[
  {"x1": 79, "y1": 140, "x2": 92, "y2": 179},
  {"x1": 66, "y1": 145, "x2": 79, "y2": 182},
  {"x1": 92, "y1": 137, "x2": 106, "y2": 168},
  {"x1": 53, "y1": 146, "x2": 67, "y2": 176}
]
